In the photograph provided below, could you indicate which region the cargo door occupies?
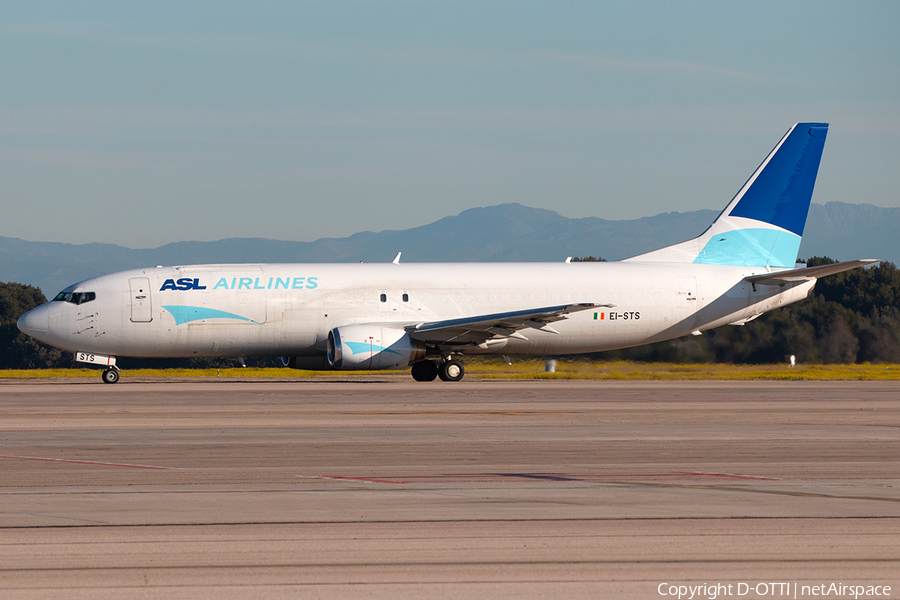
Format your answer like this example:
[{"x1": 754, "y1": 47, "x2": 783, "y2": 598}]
[{"x1": 129, "y1": 277, "x2": 153, "y2": 323}]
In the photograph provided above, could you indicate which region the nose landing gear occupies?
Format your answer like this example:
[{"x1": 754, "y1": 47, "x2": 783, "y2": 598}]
[
  {"x1": 101, "y1": 367, "x2": 120, "y2": 384},
  {"x1": 74, "y1": 352, "x2": 120, "y2": 384}
]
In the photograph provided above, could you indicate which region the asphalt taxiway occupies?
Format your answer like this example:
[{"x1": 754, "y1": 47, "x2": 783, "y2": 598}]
[{"x1": 0, "y1": 379, "x2": 898, "y2": 599}]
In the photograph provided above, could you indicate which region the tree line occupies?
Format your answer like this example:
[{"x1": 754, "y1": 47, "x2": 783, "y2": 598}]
[
  {"x1": 0, "y1": 282, "x2": 69, "y2": 369},
  {"x1": 1, "y1": 257, "x2": 898, "y2": 369}
]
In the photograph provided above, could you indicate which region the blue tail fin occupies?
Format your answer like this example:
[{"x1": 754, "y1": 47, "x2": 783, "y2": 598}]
[{"x1": 627, "y1": 123, "x2": 829, "y2": 267}]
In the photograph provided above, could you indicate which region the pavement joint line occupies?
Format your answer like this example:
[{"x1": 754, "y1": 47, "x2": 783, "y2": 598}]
[
  {"x1": 346, "y1": 411, "x2": 568, "y2": 416},
  {"x1": 3, "y1": 516, "x2": 900, "y2": 530},
  {"x1": 1, "y1": 557, "x2": 900, "y2": 573},
  {"x1": 308, "y1": 475, "x2": 409, "y2": 484},
  {"x1": 0, "y1": 455, "x2": 169, "y2": 470},
  {"x1": 671, "y1": 471, "x2": 781, "y2": 480},
  {"x1": 786, "y1": 422, "x2": 900, "y2": 428},
  {"x1": 611, "y1": 481, "x2": 900, "y2": 502}
]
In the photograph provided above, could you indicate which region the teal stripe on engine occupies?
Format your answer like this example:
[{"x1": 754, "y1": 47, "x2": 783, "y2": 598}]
[
  {"x1": 693, "y1": 228, "x2": 801, "y2": 267},
  {"x1": 344, "y1": 341, "x2": 402, "y2": 356}
]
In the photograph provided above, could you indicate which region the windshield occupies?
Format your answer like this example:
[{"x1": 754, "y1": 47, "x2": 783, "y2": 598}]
[{"x1": 52, "y1": 291, "x2": 96, "y2": 305}]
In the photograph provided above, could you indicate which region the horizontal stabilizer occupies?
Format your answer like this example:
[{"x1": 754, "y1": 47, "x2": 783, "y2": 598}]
[{"x1": 745, "y1": 259, "x2": 879, "y2": 286}]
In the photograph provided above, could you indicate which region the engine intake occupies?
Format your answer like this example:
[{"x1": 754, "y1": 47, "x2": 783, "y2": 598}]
[{"x1": 327, "y1": 325, "x2": 426, "y2": 370}]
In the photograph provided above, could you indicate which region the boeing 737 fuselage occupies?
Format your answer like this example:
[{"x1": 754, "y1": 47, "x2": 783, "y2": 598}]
[{"x1": 17, "y1": 123, "x2": 877, "y2": 383}]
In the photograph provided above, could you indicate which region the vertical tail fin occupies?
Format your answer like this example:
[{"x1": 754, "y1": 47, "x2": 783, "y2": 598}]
[{"x1": 626, "y1": 123, "x2": 828, "y2": 267}]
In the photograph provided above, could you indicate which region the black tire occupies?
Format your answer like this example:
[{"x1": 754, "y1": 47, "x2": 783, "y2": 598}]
[
  {"x1": 438, "y1": 359, "x2": 465, "y2": 382},
  {"x1": 411, "y1": 360, "x2": 439, "y2": 382},
  {"x1": 101, "y1": 369, "x2": 120, "y2": 384}
]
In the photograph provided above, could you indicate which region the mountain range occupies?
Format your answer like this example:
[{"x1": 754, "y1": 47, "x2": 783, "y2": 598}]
[{"x1": 2, "y1": 201, "x2": 896, "y2": 297}]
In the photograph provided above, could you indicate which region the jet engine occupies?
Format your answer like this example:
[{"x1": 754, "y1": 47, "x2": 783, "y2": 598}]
[{"x1": 327, "y1": 325, "x2": 426, "y2": 370}]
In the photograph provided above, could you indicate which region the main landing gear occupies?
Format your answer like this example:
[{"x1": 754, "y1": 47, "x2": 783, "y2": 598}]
[
  {"x1": 411, "y1": 359, "x2": 438, "y2": 381},
  {"x1": 410, "y1": 358, "x2": 465, "y2": 382},
  {"x1": 439, "y1": 359, "x2": 465, "y2": 382},
  {"x1": 101, "y1": 367, "x2": 120, "y2": 384}
]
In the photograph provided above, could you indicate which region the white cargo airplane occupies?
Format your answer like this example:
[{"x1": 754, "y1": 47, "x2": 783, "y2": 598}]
[{"x1": 18, "y1": 123, "x2": 875, "y2": 383}]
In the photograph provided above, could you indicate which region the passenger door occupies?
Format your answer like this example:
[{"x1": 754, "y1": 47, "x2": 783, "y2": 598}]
[{"x1": 129, "y1": 277, "x2": 153, "y2": 323}]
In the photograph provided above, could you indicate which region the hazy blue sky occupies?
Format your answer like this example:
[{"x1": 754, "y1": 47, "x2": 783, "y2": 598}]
[{"x1": 2, "y1": 1, "x2": 898, "y2": 247}]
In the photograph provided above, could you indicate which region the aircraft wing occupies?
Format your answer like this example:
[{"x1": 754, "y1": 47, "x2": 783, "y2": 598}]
[
  {"x1": 745, "y1": 259, "x2": 879, "y2": 286},
  {"x1": 406, "y1": 303, "x2": 609, "y2": 345}
]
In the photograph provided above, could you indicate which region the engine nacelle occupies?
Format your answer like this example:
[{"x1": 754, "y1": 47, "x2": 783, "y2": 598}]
[{"x1": 327, "y1": 325, "x2": 426, "y2": 370}]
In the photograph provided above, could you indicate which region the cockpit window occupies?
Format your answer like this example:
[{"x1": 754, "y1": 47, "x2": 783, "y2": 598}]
[{"x1": 53, "y1": 291, "x2": 96, "y2": 305}]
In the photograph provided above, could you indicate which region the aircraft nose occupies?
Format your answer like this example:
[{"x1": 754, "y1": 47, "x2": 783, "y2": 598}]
[{"x1": 17, "y1": 306, "x2": 50, "y2": 338}]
